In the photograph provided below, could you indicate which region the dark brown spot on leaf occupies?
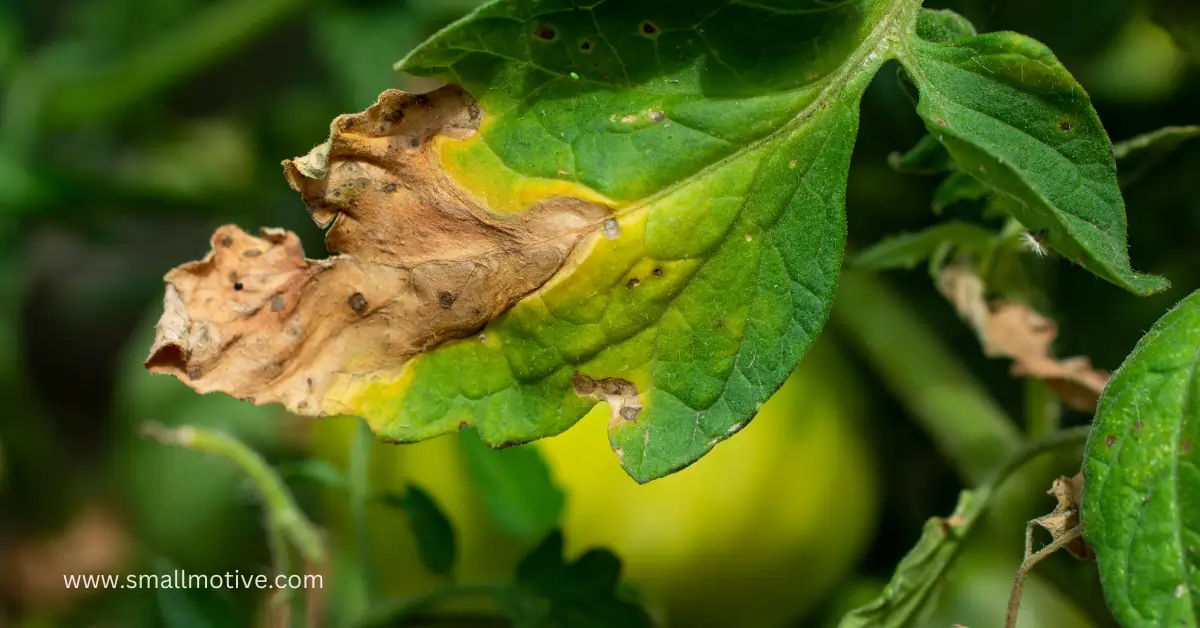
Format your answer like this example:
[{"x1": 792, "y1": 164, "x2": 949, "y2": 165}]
[
  {"x1": 580, "y1": 40, "x2": 593, "y2": 51},
  {"x1": 1134, "y1": 420, "x2": 1143, "y2": 432},
  {"x1": 626, "y1": 277, "x2": 640, "y2": 289},
  {"x1": 382, "y1": 182, "x2": 397, "y2": 193},
  {"x1": 1105, "y1": 434, "x2": 1115, "y2": 447},
  {"x1": 438, "y1": 291, "x2": 456, "y2": 308},
  {"x1": 384, "y1": 107, "x2": 404, "y2": 124},
  {"x1": 233, "y1": 282, "x2": 244, "y2": 291},
  {"x1": 243, "y1": 249, "x2": 261, "y2": 258},
  {"x1": 936, "y1": 119, "x2": 946, "y2": 127},
  {"x1": 652, "y1": 267, "x2": 664, "y2": 277},
  {"x1": 641, "y1": 21, "x2": 659, "y2": 36},
  {"x1": 220, "y1": 235, "x2": 233, "y2": 247},
  {"x1": 1185, "y1": 438, "x2": 1193, "y2": 454},
  {"x1": 270, "y1": 294, "x2": 286, "y2": 312},
  {"x1": 534, "y1": 25, "x2": 556, "y2": 41},
  {"x1": 1059, "y1": 120, "x2": 1074, "y2": 132},
  {"x1": 619, "y1": 406, "x2": 639, "y2": 420},
  {"x1": 188, "y1": 366, "x2": 203, "y2": 380},
  {"x1": 348, "y1": 292, "x2": 368, "y2": 315}
]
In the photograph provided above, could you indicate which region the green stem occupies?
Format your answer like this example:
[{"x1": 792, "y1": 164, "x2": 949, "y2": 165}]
[
  {"x1": 833, "y1": 269, "x2": 1023, "y2": 485},
  {"x1": 1023, "y1": 378, "x2": 1060, "y2": 438},
  {"x1": 42, "y1": 0, "x2": 309, "y2": 127},
  {"x1": 141, "y1": 422, "x2": 326, "y2": 563},
  {"x1": 352, "y1": 583, "x2": 511, "y2": 628},
  {"x1": 349, "y1": 418, "x2": 378, "y2": 606}
]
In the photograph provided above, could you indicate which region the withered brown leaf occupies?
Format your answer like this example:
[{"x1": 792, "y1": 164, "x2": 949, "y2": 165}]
[{"x1": 145, "y1": 86, "x2": 612, "y2": 417}]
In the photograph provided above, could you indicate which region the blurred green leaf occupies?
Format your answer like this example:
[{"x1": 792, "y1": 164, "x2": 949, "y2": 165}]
[
  {"x1": 310, "y1": 5, "x2": 422, "y2": 108},
  {"x1": 931, "y1": 171, "x2": 990, "y2": 215},
  {"x1": 278, "y1": 459, "x2": 347, "y2": 490},
  {"x1": 888, "y1": 134, "x2": 954, "y2": 175},
  {"x1": 1148, "y1": 0, "x2": 1200, "y2": 62},
  {"x1": 1082, "y1": 290, "x2": 1200, "y2": 625},
  {"x1": 503, "y1": 530, "x2": 652, "y2": 628},
  {"x1": 854, "y1": 221, "x2": 995, "y2": 274},
  {"x1": 380, "y1": 485, "x2": 456, "y2": 576},
  {"x1": 840, "y1": 426, "x2": 1091, "y2": 627},
  {"x1": 155, "y1": 559, "x2": 247, "y2": 628},
  {"x1": 1113, "y1": 124, "x2": 1200, "y2": 187},
  {"x1": 1084, "y1": 16, "x2": 1186, "y2": 103},
  {"x1": 839, "y1": 489, "x2": 985, "y2": 628},
  {"x1": 458, "y1": 430, "x2": 563, "y2": 542},
  {"x1": 900, "y1": 17, "x2": 1168, "y2": 295}
]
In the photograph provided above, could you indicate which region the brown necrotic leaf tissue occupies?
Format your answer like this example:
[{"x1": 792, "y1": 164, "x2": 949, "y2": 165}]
[{"x1": 146, "y1": 86, "x2": 611, "y2": 416}]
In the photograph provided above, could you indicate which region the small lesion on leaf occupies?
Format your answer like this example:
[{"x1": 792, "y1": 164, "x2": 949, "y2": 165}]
[{"x1": 572, "y1": 373, "x2": 642, "y2": 428}]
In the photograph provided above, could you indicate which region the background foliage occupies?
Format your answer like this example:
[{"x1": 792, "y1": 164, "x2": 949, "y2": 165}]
[{"x1": 0, "y1": 0, "x2": 1197, "y2": 626}]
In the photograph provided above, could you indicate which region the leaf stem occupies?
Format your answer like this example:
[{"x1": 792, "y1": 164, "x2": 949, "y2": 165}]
[
  {"x1": 142, "y1": 422, "x2": 325, "y2": 628},
  {"x1": 833, "y1": 269, "x2": 1023, "y2": 485}
]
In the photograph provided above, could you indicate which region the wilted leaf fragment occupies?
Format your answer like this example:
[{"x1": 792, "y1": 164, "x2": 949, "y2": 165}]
[
  {"x1": 1082, "y1": 290, "x2": 1200, "y2": 626},
  {"x1": 839, "y1": 490, "x2": 985, "y2": 628},
  {"x1": 854, "y1": 221, "x2": 994, "y2": 273},
  {"x1": 504, "y1": 530, "x2": 652, "y2": 628},
  {"x1": 937, "y1": 266, "x2": 1110, "y2": 412},
  {"x1": 900, "y1": 17, "x2": 1168, "y2": 295}
]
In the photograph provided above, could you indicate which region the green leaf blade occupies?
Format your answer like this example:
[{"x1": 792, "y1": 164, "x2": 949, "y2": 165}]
[
  {"x1": 459, "y1": 429, "x2": 565, "y2": 541},
  {"x1": 1083, "y1": 290, "x2": 1200, "y2": 625},
  {"x1": 853, "y1": 221, "x2": 994, "y2": 272},
  {"x1": 382, "y1": 485, "x2": 457, "y2": 576},
  {"x1": 901, "y1": 28, "x2": 1168, "y2": 295},
  {"x1": 365, "y1": 0, "x2": 923, "y2": 482}
]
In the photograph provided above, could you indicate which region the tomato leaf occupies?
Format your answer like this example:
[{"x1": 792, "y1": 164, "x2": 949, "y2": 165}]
[
  {"x1": 1113, "y1": 124, "x2": 1200, "y2": 188},
  {"x1": 899, "y1": 17, "x2": 1168, "y2": 295},
  {"x1": 503, "y1": 530, "x2": 652, "y2": 628},
  {"x1": 380, "y1": 485, "x2": 456, "y2": 575},
  {"x1": 853, "y1": 221, "x2": 994, "y2": 274},
  {"x1": 459, "y1": 429, "x2": 564, "y2": 541},
  {"x1": 1082, "y1": 290, "x2": 1200, "y2": 625},
  {"x1": 838, "y1": 490, "x2": 985, "y2": 628},
  {"x1": 931, "y1": 171, "x2": 991, "y2": 215}
]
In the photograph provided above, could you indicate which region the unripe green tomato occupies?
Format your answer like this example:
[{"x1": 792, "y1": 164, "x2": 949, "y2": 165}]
[{"x1": 312, "y1": 338, "x2": 879, "y2": 627}]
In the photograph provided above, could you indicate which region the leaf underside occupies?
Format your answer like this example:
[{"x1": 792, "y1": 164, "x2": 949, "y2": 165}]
[{"x1": 1083, "y1": 290, "x2": 1200, "y2": 625}]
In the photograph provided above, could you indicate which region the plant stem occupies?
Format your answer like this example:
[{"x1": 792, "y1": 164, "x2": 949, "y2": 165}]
[
  {"x1": 833, "y1": 269, "x2": 1023, "y2": 485},
  {"x1": 143, "y1": 422, "x2": 325, "y2": 628},
  {"x1": 352, "y1": 583, "x2": 511, "y2": 628},
  {"x1": 349, "y1": 417, "x2": 379, "y2": 606},
  {"x1": 1023, "y1": 378, "x2": 1060, "y2": 438}
]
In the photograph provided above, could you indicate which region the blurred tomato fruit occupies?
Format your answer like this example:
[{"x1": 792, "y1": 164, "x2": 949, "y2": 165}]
[{"x1": 311, "y1": 337, "x2": 879, "y2": 626}]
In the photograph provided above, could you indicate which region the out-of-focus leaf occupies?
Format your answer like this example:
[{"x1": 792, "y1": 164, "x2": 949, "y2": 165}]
[
  {"x1": 1148, "y1": 0, "x2": 1200, "y2": 62},
  {"x1": 380, "y1": 485, "x2": 456, "y2": 576},
  {"x1": 310, "y1": 6, "x2": 422, "y2": 108},
  {"x1": 459, "y1": 430, "x2": 563, "y2": 542},
  {"x1": 155, "y1": 561, "x2": 247, "y2": 628},
  {"x1": 504, "y1": 530, "x2": 652, "y2": 628},
  {"x1": 839, "y1": 490, "x2": 985, "y2": 627},
  {"x1": 1113, "y1": 125, "x2": 1200, "y2": 187},
  {"x1": 278, "y1": 459, "x2": 347, "y2": 490},
  {"x1": 931, "y1": 171, "x2": 990, "y2": 214},
  {"x1": 1085, "y1": 17, "x2": 1186, "y2": 104},
  {"x1": 1082, "y1": 290, "x2": 1200, "y2": 625},
  {"x1": 900, "y1": 13, "x2": 1168, "y2": 295},
  {"x1": 854, "y1": 221, "x2": 995, "y2": 274},
  {"x1": 888, "y1": 134, "x2": 954, "y2": 175}
]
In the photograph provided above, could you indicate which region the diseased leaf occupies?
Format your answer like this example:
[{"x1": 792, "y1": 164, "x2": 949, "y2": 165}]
[
  {"x1": 1082, "y1": 290, "x2": 1200, "y2": 626},
  {"x1": 380, "y1": 485, "x2": 456, "y2": 575},
  {"x1": 504, "y1": 530, "x2": 652, "y2": 628},
  {"x1": 459, "y1": 429, "x2": 564, "y2": 541},
  {"x1": 839, "y1": 490, "x2": 985, "y2": 628},
  {"x1": 853, "y1": 221, "x2": 994, "y2": 273},
  {"x1": 1113, "y1": 124, "x2": 1200, "y2": 188},
  {"x1": 146, "y1": 0, "x2": 927, "y2": 482},
  {"x1": 937, "y1": 265, "x2": 1110, "y2": 412},
  {"x1": 900, "y1": 23, "x2": 1168, "y2": 295}
]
